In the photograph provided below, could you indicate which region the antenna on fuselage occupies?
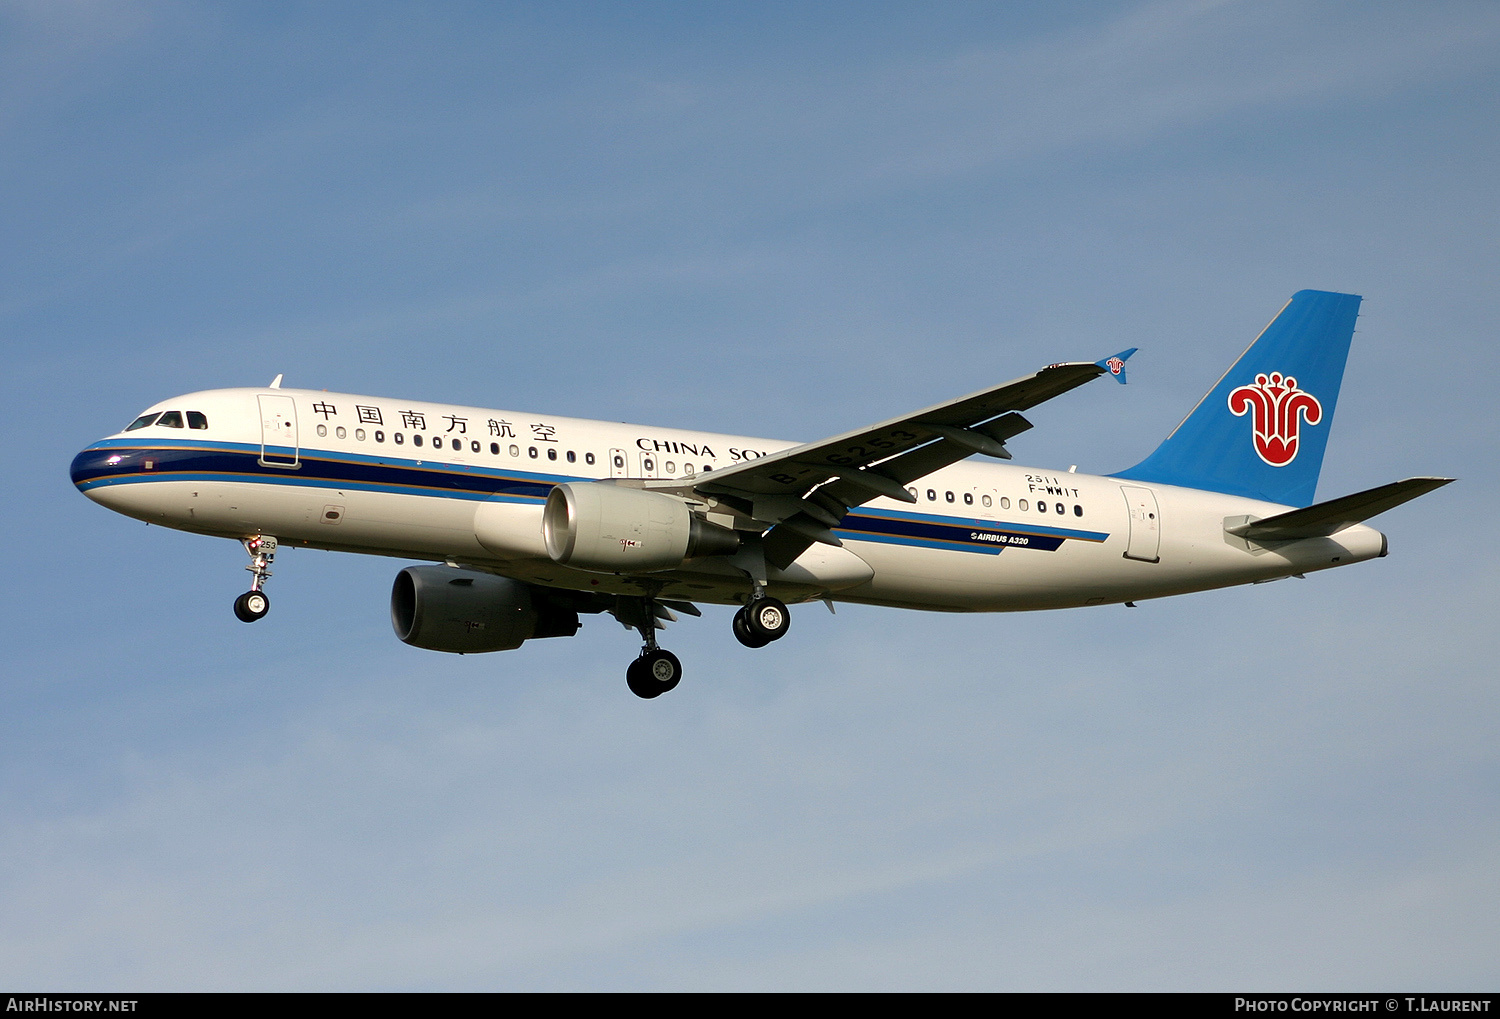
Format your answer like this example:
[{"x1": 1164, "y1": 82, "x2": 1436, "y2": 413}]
[{"x1": 268, "y1": 374, "x2": 283, "y2": 389}]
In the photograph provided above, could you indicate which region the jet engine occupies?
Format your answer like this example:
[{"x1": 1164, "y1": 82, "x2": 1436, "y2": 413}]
[
  {"x1": 390, "y1": 566, "x2": 580, "y2": 653},
  {"x1": 542, "y1": 482, "x2": 739, "y2": 574}
]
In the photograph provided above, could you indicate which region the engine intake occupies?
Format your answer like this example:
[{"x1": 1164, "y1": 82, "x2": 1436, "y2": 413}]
[
  {"x1": 543, "y1": 482, "x2": 739, "y2": 574},
  {"x1": 391, "y1": 566, "x2": 579, "y2": 653}
]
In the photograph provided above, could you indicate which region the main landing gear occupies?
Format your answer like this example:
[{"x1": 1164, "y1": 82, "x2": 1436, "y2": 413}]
[
  {"x1": 624, "y1": 596, "x2": 683, "y2": 699},
  {"x1": 613, "y1": 588, "x2": 789, "y2": 699},
  {"x1": 233, "y1": 535, "x2": 277, "y2": 623},
  {"x1": 732, "y1": 595, "x2": 790, "y2": 649},
  {"x1": 627, "y1": 648, "x2": 682, "y2": 700}
]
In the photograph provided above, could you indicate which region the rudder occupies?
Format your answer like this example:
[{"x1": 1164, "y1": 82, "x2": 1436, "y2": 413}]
[{"x1": 1112, "y1": 290, "x2": 1361, "y2": 507}]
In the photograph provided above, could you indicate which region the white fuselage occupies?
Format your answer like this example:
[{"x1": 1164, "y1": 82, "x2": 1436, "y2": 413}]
[{"x1": 71, "y1": 386, "x2": 1388, "y2": 611}]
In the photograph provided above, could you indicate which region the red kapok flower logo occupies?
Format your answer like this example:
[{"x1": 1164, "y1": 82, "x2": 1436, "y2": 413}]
[{"x1": 1227, "y1": 372, "x2": 1323, "y2": 467}]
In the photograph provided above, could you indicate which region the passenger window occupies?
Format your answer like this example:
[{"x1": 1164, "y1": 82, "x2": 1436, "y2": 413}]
[
  {"x1": 1038, "y1": 501, "x2": 1047, "y2": 513},
  {"x1": 643, "y1": 457, "x2": 655, "y2": 472},
  {"x1": 1018, "y1": 499, "x2": 1028, "y2": 511},
  {"x1": 585, "y1": 453, "x2": 595, "y2": 465},
  {"x1": 907, "y1": 488, "x2": 917, "y2": 499},
  {"x1": 376, "y1": 430, "x2": 385, "y2": 443},
  {"x1": 317, "y1": 424, "x2": 328, "y2": 437},
  {"x1": 665, "y1": 460, "x2": 675, "y2": 473},
  {"x1": 1000, "y1": 497, "x2": 1010, "y2": 510},
  {"x1": 964, "y1": 493, "x2": 973, "y2": 505},
  {"x1": 336, "y1": 426, "x2": 346, "y2": 439},
  {"x1": 490, "y1": 442, "x2": 499, "y2": 454},
  {"x1": 1074, "y1": 505, "x2": 1083, "y2": 516},
  {"x1": 927, "y1": 489, "x2": 936, "y2": 501},
  {"x1": 1056, "y1": 503, "x2": 1065, "y2": 515},
  {"x1": 413, "y1": 434, "x2": 423, "y2": 447},
  {"x1": 982, "y1": 495, "x2": 992, "y2": 508},
  {"x1": 509, "y1": 445, "x2": 519, "y2": 457},
  {"x1": 394, "y1": 433, "x2": 404, "y2": 444},
  {"x1": 125, "y1": 413, "x2": 161, "y2": 431},
  {"x1": 156, "y1": 411, "x2": 183, "y2": 428},
  {"x1": 187, "y1": 412, "x2": 208, "y2": 430},
  {"x1": 567, "y1": 451, "x2": 576, "y2": 463},
  {"x1": 448, "y1": 438, "x2": 458, "y2": 450},
  {"x1": 612, "y1": 454, "x2": 624, "y2": 469},
  {"x1": 548, "y1": 448, "x2": 557, "y2": 461},
  {"x1": 471, "y1": 440, "x2": 480, "y2": 453},
  {"x1": 945, "y1": 491, "x2": 955, "y2": 503},
  {"x1": 528, "y1": 447, "x2": 538, "y2": 458}
]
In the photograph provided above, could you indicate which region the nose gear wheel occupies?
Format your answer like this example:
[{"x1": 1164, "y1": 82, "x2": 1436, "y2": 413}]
[{"x1": 234, "y1": 590, "x2": 270, "y2": 622}]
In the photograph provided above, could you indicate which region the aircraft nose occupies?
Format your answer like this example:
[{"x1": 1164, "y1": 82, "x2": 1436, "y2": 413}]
[
  {"x1": 70, "y1": 444, "x2": 127, "y2": 500},
  {"x1": 70, "y1": 446, "x2": 97, "y2": 491}
]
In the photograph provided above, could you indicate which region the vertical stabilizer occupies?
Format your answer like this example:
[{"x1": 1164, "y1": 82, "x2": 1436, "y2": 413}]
[{"x1": 1112, "y1": 290, "x2": 1361, "y2": 507}]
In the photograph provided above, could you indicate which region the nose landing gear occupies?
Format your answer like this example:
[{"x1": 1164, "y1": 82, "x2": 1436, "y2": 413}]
[{"x1": 234, "y1": 535, "x2": 277, "y2": 623}]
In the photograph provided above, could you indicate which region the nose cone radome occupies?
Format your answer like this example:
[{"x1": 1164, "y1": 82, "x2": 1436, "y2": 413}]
[
  {"x1": 70, "y1": 444, "x2": 131, "y2": 505},
  {"x1": 70, "y1": 445, "x2": 101, "y2": 493}
]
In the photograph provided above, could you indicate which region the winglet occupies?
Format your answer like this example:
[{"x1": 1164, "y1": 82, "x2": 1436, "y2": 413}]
[{"x1": 1096, "y1": 348, "x2": 1137, "y2": 385}]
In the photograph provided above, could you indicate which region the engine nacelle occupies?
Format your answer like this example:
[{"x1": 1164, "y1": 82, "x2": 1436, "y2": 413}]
[
  {"x1": 390, "y1": 566, "x2": 579, "y2": 653},
  {"x1": 542, "y1": 482, "x2": 739, "y2": 574}
]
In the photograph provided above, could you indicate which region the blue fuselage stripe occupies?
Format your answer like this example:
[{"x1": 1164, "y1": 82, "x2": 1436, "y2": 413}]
[{"x1": 71, "y1": 441, "x2": 1109, "y2": 553}]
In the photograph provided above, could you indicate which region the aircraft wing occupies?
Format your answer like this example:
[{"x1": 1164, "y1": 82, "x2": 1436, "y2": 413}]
[{"x1": 648, "y1": 353, "x2": 1133, "y2": 568}]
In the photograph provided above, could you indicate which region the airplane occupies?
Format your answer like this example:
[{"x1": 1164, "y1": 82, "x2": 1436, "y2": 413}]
[{"x1": 70, "y1": 290, "x2": 1451, "y2": 698}]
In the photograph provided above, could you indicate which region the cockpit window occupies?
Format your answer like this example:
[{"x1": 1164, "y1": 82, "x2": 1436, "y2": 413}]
[
  {"x1": 125, "y1": 413, "x2": 161, "y2": 431},
  {"x1": 156, "y1": 411, "x2": 184, "y2": 428},
  {"x1": 186, "y1": 411, "x2": 208, "y2": 429}
]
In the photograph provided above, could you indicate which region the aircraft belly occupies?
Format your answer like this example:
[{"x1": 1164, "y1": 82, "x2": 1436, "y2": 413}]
[
  {"x1": 125, "y1": 479, "x2": 490, "y2": 559},
  {"x1": 837, "y1": 538, "x2": 1084, "y2": 611},
  {"x1": 327, "y1": 489, "x2": 488, "y2": 557},
  {"x1": 838, "y1": 527, "x2": 1215, "y2": 611},
  {"x1": 473, "y1": 497, "x2": 549, "y2": 559}
]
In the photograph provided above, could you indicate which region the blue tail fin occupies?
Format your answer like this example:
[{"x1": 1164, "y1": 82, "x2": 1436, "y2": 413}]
[{"x1": 1111, "y1": 290, "x2": 1361, "y2": 506}]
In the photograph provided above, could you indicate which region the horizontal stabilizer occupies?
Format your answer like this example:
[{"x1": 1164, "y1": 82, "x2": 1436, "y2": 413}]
[{"x1": 1226, "y1": 477, "x2": 1454, "y2": 541}]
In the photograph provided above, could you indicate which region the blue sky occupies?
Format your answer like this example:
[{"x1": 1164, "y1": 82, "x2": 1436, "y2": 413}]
[{"x1": 2, "y1": 0, "x2": 1497, "y2": 989}]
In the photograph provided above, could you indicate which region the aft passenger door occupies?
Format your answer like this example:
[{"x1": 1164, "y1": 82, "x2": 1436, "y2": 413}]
[
  {"x1": 1120, "y1": 486, "x2": 1161, "y2": 562},
  {"x1": 258, "y1": 395, "x2": 300, "y2": 468}
]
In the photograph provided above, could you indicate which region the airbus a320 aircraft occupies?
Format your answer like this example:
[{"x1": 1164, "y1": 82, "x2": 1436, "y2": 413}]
[{"x1": 71, "y1": 291, "x2": 1449, "y2": 698}]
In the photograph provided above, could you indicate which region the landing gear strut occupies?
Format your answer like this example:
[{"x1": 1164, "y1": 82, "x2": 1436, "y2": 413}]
[
  {"x1": 234, "y1": 535, "x2": 277, "y2": 623},
  {"x1": 625, "y1": 595, "x2": 682, "y2": 699},
  {"x1": 733, "y1": 593, "x2": 790, "y2": 648}
]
